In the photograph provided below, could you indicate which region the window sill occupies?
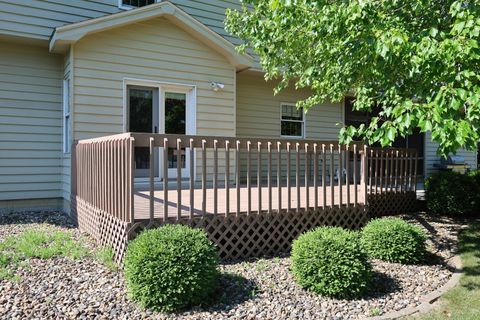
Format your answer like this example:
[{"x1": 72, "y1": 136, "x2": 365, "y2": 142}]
[
  {"x1": 119, "y1": 5, "x2": 134, "y2": 10},
  {"x1": 280, "y1": 135, "x2": 305, "y2": 140}
]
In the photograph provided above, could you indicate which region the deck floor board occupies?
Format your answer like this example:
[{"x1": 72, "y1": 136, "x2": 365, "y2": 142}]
[{"x1": 133, "y1": 184, "x2": 366, "y2": 220}]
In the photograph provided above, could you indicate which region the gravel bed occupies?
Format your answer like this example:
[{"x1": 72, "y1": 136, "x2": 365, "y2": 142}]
[{"x1": 0, "y1": 211, "x2": 465, "y2": 319}]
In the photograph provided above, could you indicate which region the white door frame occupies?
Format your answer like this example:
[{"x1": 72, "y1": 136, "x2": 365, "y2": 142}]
[{"x1": 123, "y1": 78, "x2": 197, "y2": 181}]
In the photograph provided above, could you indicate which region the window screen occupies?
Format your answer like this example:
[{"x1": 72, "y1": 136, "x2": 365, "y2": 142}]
[{"x1": 281, "y1": 104, "x2": 304, "y2": 137}]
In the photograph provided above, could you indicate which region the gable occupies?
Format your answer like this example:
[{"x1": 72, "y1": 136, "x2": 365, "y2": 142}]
[{"x1": 49, "y1": 2, "x2": 253, "y2": 69}]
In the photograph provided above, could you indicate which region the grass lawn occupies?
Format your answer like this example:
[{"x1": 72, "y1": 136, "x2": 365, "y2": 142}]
[
  {"x1": 412, "y1": 222, "x2": 480, "y2": 320},
  {"x1": 0, "y1": 226, "x2": 116, "y2": 281}
]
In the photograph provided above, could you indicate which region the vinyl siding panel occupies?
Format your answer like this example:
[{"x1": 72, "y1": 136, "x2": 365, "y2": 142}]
[
  {"x1": 0, "y1": 0, "x2": 240, "y2": 42},
  {"x1": 73, "y1": 17, "x2": 236, "y2": 180},
  {"x1": 424, "y1": 131, "x2": 477, "y2": 177},
  {"x1": 236, "y1": 71, "x2": 343, "y2": 180},
  {"x1": 236, "y1": 71, "x2": 343, "y2": 140},
  {"x1": 0, "y1": 41, "x2": 63, "y2": 201},
  {"x1": 0, "y1": 0, "x2": 118, "y2": 40},
  {"x1": 73, "y1": 17, "x2": 235, "y2": 138}
]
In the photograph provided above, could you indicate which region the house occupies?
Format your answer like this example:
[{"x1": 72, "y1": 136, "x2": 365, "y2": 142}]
[{"x1": 0, "y1": 0, "x2": 477, "y2": 214}]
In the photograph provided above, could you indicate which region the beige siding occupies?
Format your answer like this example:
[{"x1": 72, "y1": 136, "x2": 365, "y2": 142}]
[
  {"x1": 236, "y1": 71, "x2": 344, "y2": 180},
  {"x1": 236, "y1": 71, "x2": 343, "y2": 140},
  {"x1": 73, "y1": 17, "x2": 235, "y2": 139},
  {"x1": 424, "y1": 131, "x2": 477, "y2": 177},
  {"x1": 72, "y1": 17, "x2": 236, "y2": 179},
  {"x1": 0, "y1": 41, "x2": 63, "y2": 201}
]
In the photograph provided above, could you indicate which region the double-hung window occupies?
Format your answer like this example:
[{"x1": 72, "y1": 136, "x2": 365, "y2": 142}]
[
  {"x1": 119, "y1": 0, "x2": 156, "y2": 9},
  {"x1": 63, "y1": 79, "x2": 71, "y2": 153},
  {"x1": 280, "y1": 103, "x2": 304, "y2": 138}
]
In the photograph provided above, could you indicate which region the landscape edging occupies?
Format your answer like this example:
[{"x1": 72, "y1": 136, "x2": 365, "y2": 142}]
[{"x1": 370, "y1": 254, "x2": 463, "y2": 319}]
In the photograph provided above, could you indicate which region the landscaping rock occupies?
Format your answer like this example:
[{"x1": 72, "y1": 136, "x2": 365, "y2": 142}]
[{"x1": 0, "y1": 211, "x2": 465, "y2": 319}]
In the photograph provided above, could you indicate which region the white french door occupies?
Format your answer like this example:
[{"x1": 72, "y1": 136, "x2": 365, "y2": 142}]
[
  {"x1": 125, "y1": 79, "x2": 195, "y2": 181},
  {"x1": 162, "y1": 90, "x2": 189, "y2": 179}
]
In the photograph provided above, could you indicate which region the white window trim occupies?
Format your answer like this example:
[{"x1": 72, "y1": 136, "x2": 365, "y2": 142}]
[
  {"x1": 118, "y1": 0, "x2": 160, "y2": 10},
  {"x1": 63, "y1": 79, "x2": 71, "y2": 153},
  {"x1": 122, "y1": 78, "x2": 196, "y2": 135},
  {"x1": 280, "y1": 102, "x2": 306, "y2": 139}
]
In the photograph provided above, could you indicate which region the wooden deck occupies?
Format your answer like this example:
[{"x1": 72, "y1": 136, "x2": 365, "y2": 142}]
[{"x1": 133, "y1": 184, "x2": 365, "y2": 220}]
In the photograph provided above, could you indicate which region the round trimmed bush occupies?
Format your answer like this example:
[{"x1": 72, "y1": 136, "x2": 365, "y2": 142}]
[
  {"x1": 360, "y1": 218, "x2": 427, "y2": 264},
  {"x1": 425, "y1": 171, "x2": 478, "y2": 215},
  {"x1": 124, "y1": 225, "x2": 219, "y2": 312},
  {"x1": 291, "y1": 226, "x2": 372, "y2": 298}
]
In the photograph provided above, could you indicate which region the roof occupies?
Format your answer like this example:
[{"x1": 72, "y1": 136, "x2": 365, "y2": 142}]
[{"x1": 49, "y1": 1, "x2": 254, "y2": 70}]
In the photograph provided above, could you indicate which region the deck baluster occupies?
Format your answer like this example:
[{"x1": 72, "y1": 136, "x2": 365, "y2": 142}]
[
  {"x1": 353, "y1": 144, "x2": 358, "y2": 207},
  {"x1": 189, "y1": 139, "x2": 194, "y2": 219},
  {"x1": 213, "y1": 139, "x2": 218, "y2": 216},
  {"x1": 346, "y1": 144, "x2": 350, "y2": 207},
  {"x1": 287, "y1": 142, "x2": 292, "y2": 212},
  {"x1": 330, "y1": 144, "x2": 334, "y2": 207},
  {"x1": 305, "y1": 143, "x2": 309, "y2": 210},
  {"x1": 247, "y1": 141, "x2": 252, "y2": 215},
  {"x1": 277, "y1": 142, "x2": 282, "y2": 213},
  {"x1": 313, "y1": 143, "x2": 319, "y2": 211},
  {"x1": 379, "y1": 150, "x2": 384, "y2": 194},
  {"x1": 163, "y1": 138, "x2": 169, "y2": 221},
  {"x1": 177, "y1": 138, "x2": 182, "y2": 220},
  {"x1": 236, "y1": 140, "x2": 241, "y2": 216},
  {"x1": 322, "y1": 144, "x2": 326, "y2": 209},
  {"x1": 257, "y1": 142, "x2": 262, "y2": 214},
  {"x1": 201, "y1": 139, "x2": 207, "y2": 217},
  {"x1": 268, "y1": 142, "x2": 273, "y2": 213},
  {"x1": 225, "y1": 140, "x2": 230, "y2": 216},
  {"x1": 296, "y1": 143, "x2": 301, "y2": 212},
  {"x1": 149, "y1": 137, "x2": 155, "y2": 224},
  {"x1": 338, "y1": 144, "x2": 343, "y2": 207}
]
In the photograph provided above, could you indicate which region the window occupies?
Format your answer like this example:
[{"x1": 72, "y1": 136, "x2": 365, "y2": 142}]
[
  {"x1": 281, "y1": 103, "x2": 304, "y2": 138},
  {"x1": 119, "y1": 0, "x2": 156, "y2": 9},
  {"x1": 63, "y1": 79, "x2": 71, "y2": 153}
]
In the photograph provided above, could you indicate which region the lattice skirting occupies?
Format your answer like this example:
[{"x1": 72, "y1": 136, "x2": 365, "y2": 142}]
[
  {"x1": 128, "y1": 206, "x2": 368, "y2": 260},
  {"x1": 71, "y1": 196, "x2": 131, "y2": 263},
  {"x1": 368, "y1": 192, "x2": 417, "y2": 217}
]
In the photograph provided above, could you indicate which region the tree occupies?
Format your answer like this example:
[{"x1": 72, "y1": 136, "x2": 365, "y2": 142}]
[{"x1": 225, "y1": 0, "x2": 480, "y2": 156}]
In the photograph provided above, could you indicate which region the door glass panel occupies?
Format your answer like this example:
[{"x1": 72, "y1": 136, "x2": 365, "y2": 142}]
[
  {"x1": 129, "y1": 89, "x2": 153, "y2": 133},
  {"x1": 165, "y1": 92, "x2": 186, "y2": 169},
  {"x1": 128, "y1": 87, "x2": 158, "y2": 178}
]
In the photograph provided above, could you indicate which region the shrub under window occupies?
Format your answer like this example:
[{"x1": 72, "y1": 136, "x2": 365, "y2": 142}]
[
  {"x1": 361, "y1": 218, "x2": 427, "y2": 264},
  {"x1": 124, "y1": 225, "x2": 219, "y2": 312},
  {"x1": 291, "y1": 226, "x2": 372, "y2": 298},
  {"x1": 425, "y1": 171, "x2": 478, "y2": 215}
]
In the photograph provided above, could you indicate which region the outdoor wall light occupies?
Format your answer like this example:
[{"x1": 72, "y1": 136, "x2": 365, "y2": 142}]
[{"x1": 211, "y1": 82, "x2": 225, "y2": 91}]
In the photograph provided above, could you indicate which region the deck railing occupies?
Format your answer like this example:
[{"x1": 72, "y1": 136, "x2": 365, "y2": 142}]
[
  {"x1": 366, "y1": 147, "x2": 418, "y2": 194},
  {"x1": 72, "y1": 133, "x2": 418, "y2": 225},
  {"x1": 72, "y1": 133, "x2": 135, "y2": 223}
]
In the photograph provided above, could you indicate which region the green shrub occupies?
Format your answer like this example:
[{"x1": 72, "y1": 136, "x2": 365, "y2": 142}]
[
  {"x1": 124, "y1": 225, "x2": 219, "y2": 313},
  {"x1": 425, "y1": 171, "x2": 478, "y2": 215},
  {"x1": 291, "y1": 226, "x2": 372, "y2": 298},
  {"x1": 468, "y1": 169, "x2": 480, "y2": 184},
  {"x1": 361, "y1": 218, "x2": 427, "y2": 264}
]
